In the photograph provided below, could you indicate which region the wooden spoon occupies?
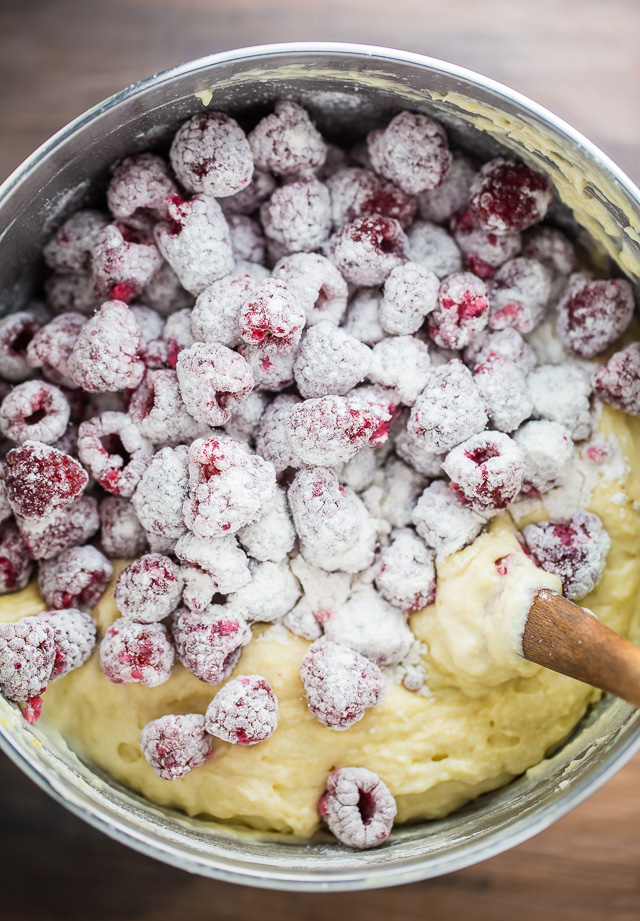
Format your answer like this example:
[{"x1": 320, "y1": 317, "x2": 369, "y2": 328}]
[{"x1": 523, "y1": 589, "x2": 640, "y2": 708}]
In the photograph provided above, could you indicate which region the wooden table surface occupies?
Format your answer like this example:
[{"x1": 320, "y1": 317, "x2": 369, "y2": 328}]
[{"x1": 1, "y1": 1, "x2": 640, "y2": 918}]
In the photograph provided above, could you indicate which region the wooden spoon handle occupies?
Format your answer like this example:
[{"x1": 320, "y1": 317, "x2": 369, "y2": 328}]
[{"x1": 523, "y1": 589, "x2": 640, "y2": 709}]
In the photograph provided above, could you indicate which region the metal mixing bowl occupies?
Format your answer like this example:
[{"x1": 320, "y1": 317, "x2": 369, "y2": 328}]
[{"x1": 1, "y1": 43, "x2": 640, "y2": 891}]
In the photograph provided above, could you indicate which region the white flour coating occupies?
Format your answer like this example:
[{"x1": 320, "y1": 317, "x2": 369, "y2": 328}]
[
  {"x1": 294, "y1": 322, "x2": 371, "y2": 398},
  {"x1": 174, "y1": 532, "x2": 251, "y2": 594},
  {"x1": 237, "y1": 487, "x2": 296, "y2": 563},
  {"x1": 527, "y1": 363, "x2": 593, "y2": 440},
  {"x1": 368, "y1": 335, "x2": 431, "y2": 405},
  {"x1": 412, "y1": 480, "x2": 487, "y2": 559},
  {"x1": 341, "y1": 288, "x2": 386, "y2": 345},
  {"x1": 322, "y1": 586, "x2": 415, "y2": 666},
  {"x1": 379, "y1": 262, "x2": 439, "y2": 335},
  {"x1": 227, "y1": 559, "x2": 301, "y2": 624},
  {"x1": 406, "y1": 221, "x2": 463, "y2": 278}
]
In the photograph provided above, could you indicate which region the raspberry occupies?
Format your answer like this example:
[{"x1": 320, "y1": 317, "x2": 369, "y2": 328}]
[
  {"x1": 288, "y1": 467, "x2": 365, "y2": 558},
  {"x1": 4, "y1": 441, "x2": 88, "y2": 521},
  {"x1": 284, "y1": 556, "x2": 351, "y2": 640},
  {"x1": 77, "y1": 412, "x2": 153, "y2": 497},
  {"x1": 45, "y1": 272, "x2": 100, "y2": 316},
  {"x1": 114, "y1": 553, "x2": 183, "y2": 623},
  {"x1": 260, "y1": 176, "x2": 331, "y2": 254},
  {"x1": 169, "y1": 112, "x2": 253, "y2": 197},
  {"x1": 429, "y1": 272, "x2": 489, "y2": 349},
  {"x1": 0, "y1": 617, "x2": 55, "y2": 702},
  {"x1": 220, "y1": 168, "x2": 276, "y2": 215},
  {"x1": 443, "y1": 431, "x2": 524, "y2": 512},
  {"x1": 293, "y1": 322, "x2": 371, "y2": 399},
  {"x1": 175, "y1": 342, "x2": 254, "y2": 427},
  {"x1": 464, "y1": 327, "x2": 537, "y2": 374},
  {"x1": 405, "y1": 221, "x2": 463, "y2": 278},
  {"x1": 151, "y1": 307, "x2": 195, "y2": 370},
  {"x1": 90, "y1": 222, "x2": 163, "y2": 302},
  {"x1": 473, "y1": 354, "x2": 533, "y2": 433},
  {"x1": 129, "y1": 370, "x2": 208, "y2": 446},
  {"x1": 408, "y1": 360, "x2": 487, "y2": 452},
  {"x1": 0, "y1": 311, "x2": 43, "y2": 382},
  {"x1": 227, "y1": 213, "x2": 266, "y2": 264},
  {"x1": 0, "y1": 381, "x2": 70, "y2": 445},
  {"x1": 141, "y1": 713, "x2": 211, "y2": 780},
  {"x1": 375, "y1": 529, "x2": 436, "y2": 611},
  {"x1": 0, "y1": 463, "x2": 12, "y2": 526},
  {"x1": 326, "y1": 585, "x2": 416, "y2": 665},
  {"x1": 248, "y1": 101, "x2": 326, "y2": 176},
  {"x1": 513, "y1": 420, "x2": 573, "y2": 495},
  {"x1": 180, "y1": 564, "x2": 218, "y2": 614},
  {"x1": 327, "y1": 167, "x2": 417, "y2": 227},
  {"x1": 191, "y1": 274, "x2": 259, "y2": 349},
  {"x1": 184, "y1": 435, "x2": 277, "y2": 539},
  {"x1": 205, "y1": 674, "x2": 278, "y2": 745},
  {"x1": 316, "y1": 142, "x2": 349, "y2": 181},
  {"x1": 593, "y1": 343, "x2": 640, "y2": 415},
  {"x1": 227, "y1": 559, "x2": 300, "y2": 624},
  {"x1": 362, "y1": 456, "x2": 427, "y2": 528},
  {"x1": 367, "y1": 336, "x2": 431, "y2": 406},
  {"x1": 319, "y1": 767, "x2": 396, "y2": 849},
  {"x1": 469, "y1": 158, "x2": 553, "y2": 234},
  {"x1": 17, "y1": 496, "x2": 99, "y2": 560},
  {"x1": 238, "y1": 486, "x2": 296, "y2": 562},
  {"x1": 224, "y1": 390, "x2": 268, "y2": 445},
  {"x1": 154, "y1": 194, "x2": 234, "y2": 295},
  {"x1": 26, "y1": 313, "x2": 86, "y2": 387},
  {"x1": 412, "y1": 479, "x2": 487, "y2": 557},
  {"x1": 107, "y1": 153, "x2": 179, "y2": 221},
  {"x1": 0, "y1": 522, "x2": 34, "y2": 592},
  {"x1": 236, "y1": 343, "x2": 296, "y2": 393},
  {"x1": 523, "y1": 512, "x2": 611, "y2": 600},
  {"x1": 172, "y1": 605, "x2": 251, "y2": 684},
  {"x1": 272, "y1": 253, "x2": 349, "y2": 327},
  {"x1": 527, "y1": 364, "x2": 592, "y2": 441},
  {"x1": 522, "y1": 226, "x2": 576, "y2": 282},
  {"x1": 450, "y1": 209, "x2": 522, "y2": 278},
  {"x1": 131, "y1": 305, "x2": 165, "y2": 354},
  {"x1": 350, "y1": 385, "x2": 399, "y2": 450},
  {"x1": 141, "y1": 262, "x2": 194, "y2": 317},
  {"x1": 379, "y1": 262, "x2": 439, "y2": 335},
  {"x1": 393, "y1": 412, "x2": 446, "y2": 477},
  {"x1": 367, "y1": 111, "x2": 451, "y2": 195},
  {"x1": 38, "y1": 545, "x2": 113, "y2": 610},
  {"x1": 100, "y1": 619, "x2": 174, "y2": 686},
  {"x1": 36, "y1": 608, "x2": 96, "y2": 680},
  {"x1": 286, "y1": 395, "x2": 376, "y2": 467},
  {"x1": 67, "y1": 300, "x2": 145, "y2": 392},
  {"x1": 556, "y1": 274, "x2": 635, "y2": 359},
  {"x1": 132, "y1": 444, "x2": 189, "y2": 540},
  {"x1": 341, "y1": 288, "x2": 386, "y2": 345},
  {"x1": 299, "y1": 640, "x2": 384, "y2": 730},
  {"x1": 99, "y1": 496, "x2": 148, "y2": 558},
  {"x1": 43, "y1": 210, "x2": 110, "y2": 274},
  {"x1": 488, "y1": 257, "x2": 551, "y2": 334},
  {"x1": 336, "y1": 447, "x2": 380, "y2": 493},
  {"x1": 239, "y1": 278, "x2": 306, "y2": 353},
  {"x1": 418, "y1": 152, "x2": 476, "y2": 224},
  {"x1": 254, "y1": 394, "x2": 303, "y2": 473},
  {"x1": 175, "y1": 532, "x2": 250, "y2": 594},
  {"x1": 330, "y1": 215, "x2": 407, "y2": 287}
]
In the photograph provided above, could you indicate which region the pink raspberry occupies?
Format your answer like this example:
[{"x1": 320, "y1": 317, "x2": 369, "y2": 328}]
[
  {"x1": 513, "y1": 420, "x2": 573, "y2": 496},
  {"x1": 288, "y1": 467, "x2": 362, "y2": 556},
  {"x1": 77, "y1": 412, "x2": 153, "y2": 497},
  {"x1": 90, "y1": 222, "x2": 163, "y2": 302},
  {"x1": 405, "y1": 220, "x2": 463, "y2": 279},
  {"x1": 593, "y1": 343, "x2": 640, "y2": 416},
  {"x1": 443, "y1": 431, "x2": 524, "y2": 512},
  {"x1": 237, "y1": 486, "x2": 296, "y2": 562},
  {"x1": 260, "y1": 176, "x2": 331, "y2": 254},
  {"x1": 429, "y1": 272, "x2": 489, "y2": 349},
  {"x1": 131, "y1": 305, "x2": 164, "y2": 355},
  {"x1": 463, "y1": 327, "x2": 537, "y2": 374},
  {"x1": 341, "y1": 288, "x2": 386, "y2": 346},
  {"x1": 0, "y1": 616, "x2": 55, "y2": 703},
  {"x1": 286, "y1": 394, "x2": 377, "y2": 467},
  {"x1": 522, "y1": 225, "x2": 576, "y2": 279},
  {"x1": 172, "y1": 605, "x2": 251, "y2": 684},
  {"x1": 147, "y1": 307, "x2": 195, "y2": 370},
  {"x1": 131, "y1": 444, "x2": 189, "y2": 540},
  {"x1": 469, "y1": 157, "x2": 553, "y2": 234},
  {"x1": 142, "y1": 262, "x2": 194, "y2": 317},
  {"x1": 153, "y1": 193, "x2": 234, "y2": 295},
  {"x1": 0, "y1": 522, "x2": 34, "y2": 592},
  {"x1": 556, "y1": 274, "x2": 635, "y2": 358},
  {"x1": 488, "y1": 257, "x2": 552, "y2": 333},
  {"x1": 239, "y1": 278, "x2": 306, "y2": 353},
  {"x1": 99, "y1": 496, "x2": 148, "y2": 558},
  {"x1": 316, "y1": 141, "x2": 349, "y2": 181},
  {"x1": 100, "y1": 618, "x2": 174, "y2": 686},
  {"x1": 226, "y1": 559, "x2": 300, "y2": 624},
  {"x1": 220, "y1": 168, "x2": 276, "y2": 215},
  {"x1": 361, "y1": 455, "x2": 427, "y2": 527},
  {"x1": 351, "y1": 384, "x2": 401, "y2": 448},
  {"x1": 38, "y1": 545, "x2": 113, "y2": 610},
  {"x1": 294, "y1": 322, "x2": 371, "y2": 398},
  {"x1": 184, "y1": 436, "x2": 277, "y2": 539},
  {"x1": 450, "y1": 209, "x2": 522, "y2": 278},
  {"x1": 408, "y1": 360, "x2": 487, "y2": 452},
  {"x1": 418, "y1": 152, "x2": 476, "y2": 224},
  {"x1": 223, "y1": 390, "x2": 268, "y2": 444},
  {"x1": 367, "y1": 111, "x2": 451, "y2": 195},
  {"x1": 36, "y1": 608, "x2": 96, "y2": 680},
  {"x1": 322, "y1": 587, "x2": 415, "y2": 666},
  {"x1": 473, "y1": 354, "x2": 533, "y2": 433},
  {"x1": 326, "y1": 166, "x2": 417, "y2": 227},
  {"x1": 248, "y1": 101, "x2": 326, "y2": 176},
  {"x1": 4, "y1": 441, "x2": 88, "y2": 521},
  {"x1": 379, "y1": 261, "x2": 439, "y2": 335},
  {"x1": 180, "y1": 563, "x2": 219, "y2": 615},
  {"x1": 0, "y1": 462, "x2": 12, "y2": 526},
  {"x1": 411, "y1": 479, "x2": 486, "y2": 557},
  {"x1": 205, "y1": 674, "x2": 278, "y2": 745},
  {"x1": 0, "y1": 381, "x2": 70, "y2": 445},
  {"x1": 367, "y1": 336, "x2": 431, "y2": 406},
  {"x1": 527, "y1": 364, "x2": 592, "y2": 441},
  {"x1": 319, "y1": 767, "x2": 396, "y2": 849},
  {"x1": 175, "y1": 532, "x2": 250, "y2": 595},
  {"x1": 236, "y1": 343, "x2": 296, "y2": 393},
  {"x1": 271, "y1": 253, "x2": 349, "y2": 327},
  {"x1": 169, "y1": 112, "x2": 253, "y2": 197},
  {"x1": 374, "y1": 529, "x2": 436, "y2": 611},
  {"x1": 114, "y1": 553, "x2": 183, "y2": 623},
  {"x1": 107, "y1": 153, "x2": 179, "y2": 221},
  {"x1": 17, "y1": 495, "x2": 100, "y2": 560},
  {"x1": 26, "y1": 313, "x2": 86, "y2": 387},
  {"x1": 45, "y1": 272, "x2": 100, "y2": 316},
  {"x1": 523, "y1": 512, "x2": 611, "y2": 600},
  {"x1": 0, "y1": 311, "x2": 43, "y2": 382},
  {"x1": 255, "y1": 394, "x2": 303, "y2": 474},
  {"x1": 43, "y1": 210, "x2": 110, "y2": 274},
  {"x1": 330, "y1": 215, "x2": 407, "y2": 286},
  {"x1": 67, "y1": 300, "x2": 145, "y2": 392},
  {"x1": 393, "y1": 412, "x2": 446, "y2": 477},
  {"x1": 128, "y1": 370, "x2": 208, "y2": 446},
  {"x1": 175, "y1": 342, "x2": 254, "y2": 427},
  {"x1": 227, "y1": 213, "x2": 266, "y2": 264},
  {"x1": 141, "y1": 713, "x2": 211, "y2": 781},
  {"x1": 299, "y1": 640, "x2": 384, "y2": 730},
  {"x1": 191, "y1": 274, "x2": 259, "y2": 348}
]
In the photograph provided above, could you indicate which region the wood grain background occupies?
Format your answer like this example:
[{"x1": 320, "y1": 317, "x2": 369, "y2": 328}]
[{"x1": 1, "y1": 1, "x2": 640, "y2": 918}]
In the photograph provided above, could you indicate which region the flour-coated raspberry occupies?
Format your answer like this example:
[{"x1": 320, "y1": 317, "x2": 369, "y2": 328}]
[
  {"x1": 336, "y1": 448, "x2": 381, "y2": 493},
  {"x1": 260, "y1": 176, "x2": 331, "y2": 254},
  {"x1": 469, "y1": 157, "x2": 553, "y2": 234},
  {"x1": 45, "y1": 272, "x2": 101, "y2": 316},
  {"x1": 300, "y1": 640, "x2": 384, "y2": 730},
  {"x1": 283, "y1": 556, "x2": 351, "y2": 640},
  {"x1": 238, "y1": 487, "x2": 296, "y2": 562},
  {"x1": 379, "y1": 261, "x2": 439, "y2": 336},
  {"x1": 67, "y1": 300, "x2": 145, "y2": 392},
  {"x1": 0, "y1": 463, "x2": 11, "y2": 527},
  {"x1": 362, "y1": 456, "x2": 427, "y2": 528},
  {"x1": 293, "y1": 322, "x2": 371, "y2": 399},
  {"x1": 100, "y1": 618, "x2": 174, "y2": 687},
  {"x1": 239, "y1": 278, "x2": 306, "y2": 354},
  {"x1": 141, "y1": 713, "x2": 211, "y2": 780},
  {"x1": 450, "y1": 209, "x2": 522, "y2": 278},
  {"x1": 129, "y1": 370, "x2": 208, "y2": 446},
  {"x1": 412, "y1": 479, "x2": 486, "y2": 557},
  {"x1": 408, "y1": 360, "x2": 487, "y2": 452},
  {"x1": 108, "y1": 153, "x2": 179, "y2": 221},
  {"x1": 593, "y1": 343, "x2": 640, "y2": 416},
  {"x1": 254, "y1": 394, "x2": 303, "y2": 473},
  {"x1": 4, "y1": 441, "x2": 88, "y2": 521},
  {"x1": 43, "y1": 210, "x2": 110, "y2": 275},
  {"x1": 236, "y1": 342, "x2": 297, "y2": 392},
  {"x1": 191, "y1": 273, "x2": 259, "y2": 349},
  {"x1": 286, "y1": 394, "x2": 376, "y2": 467},
  {"x1": 392, "y1": 413, "x2": 446, "y2": 477},
  {"x1": 90, "y1": 222, "x2": 163, "y2": 302},
  {"x1": 303, "y1": 510, "x2": 378, "y2": 575},
  {"x1": 0, "y1": 522, "x2": 33, "y2": 592},
  {"x1": 99, "y1": 496, "x2": 148, "y2": 558},
  {"x1": 223, "y1": 390, "x2": 268, "y2": 445},
  {"x1": 227, "y1": 559, "x2": 300, "y2": 624},
  {"x1": 429, "y1": 272, "x2": 489, "y2": 350},
  {"x1": 325, "y1": 585, "x2": 416, "y2": 665},
  {"x1": 154, "y1": 194, "x2": 234, "y2": 295},
  {"x1": 0, "y1": 616, "x2": 55, "y2": 703},
  {"x1": 26, "y1": 313, "x2": 86, "y2": 387},
  {"x1": 367, "y1": 336, "x2": 431, "y2": 406},
  {"x1": 169, "y1": 112, "x2": 253, "y2": 198},
  {"x1": 374, "y1": 529, "x2": 436, "y2": 612},
  {"x1": 488, "y1": 257, "x2": 551, "y2": 334},
  {"x1": 527, "y1": 363, "x2": 592, "y2": 441},
  {"x1": 131, "y1": 305, "x2": 165, "y2": 358},
  {"x1": 78, "y1": 412, "x2": 153, "y2": 497},
  {"x1": 248, "y1": 101, "x2": 326, "y2": 176},
  {"x1": 349, "y1": 384, "x2": 400, "y2": 450},
  {"x1": 224, "y1": 215, "x2": 264, "y2": 266},
  {"x1": 132, "y1": 444, "x2": 188, "y2": 540},
  {"x1": 176, "y1": 342, "x2": 253, "y2": 427},
  {"x1": 513, "y1": 420, "x2": 573, "y2": 495},
  {"x1": 315, "y1": 142, "x2": 349, "y2": 181},
  {"x1": 38, "y1": 545, "x2": 113, "y2": 610},
  {"x1": 443, "y1": 431, "x2": 524, "y2": 513},
  {"x1": 326, "y1": 166, "x2": 417, "y2": 227},
  {"x1": 463, "y1": 326, "x2": 537, "y2": 374},
  {"x1": 17, "y1": 495, "x2": 100, "y2": 560},
  {"x1": 150, "y1": 307, "x2": 196, "y2": 370},
  {"x1": 36, "y1": 608, "x2": 96, "y2": 680},
  {"x1": 319, "y1": 766, "x2": 396, "y2": 849},
  {"x1": 556, "y1": 274, "x2": 635, "y2": 359},
  {"x1": 523, "y1": 512, "x2": 611, "y2": 600},
  {"x1": 330, "y1": 215, "x2": 407, "y2": 287},
  {"x1": 367, "y1": 111, "x2": 451, "y2": 195},
  {"x1": 272, "y1": 253, "x2": 349, "y2": 326},
  {"x1": 341, "y1": 288, "x2": 386, "y2": 345},
  {"x1": 220, "y1": 168, "x2": 276, "y2": 215},
  {"x1": 405, "y1": 221, "x2": 463, "y2": 278},
  {"x1": 522, "y1": 225, "x2": 576, "y2": 283},
  {"x1": 114, "y1": 553, "x2": 183, "y2": 623},
  {"x1": 180, "y1": 564, "x2": 218, "y2": 614},
  {"x1": 0, "y1": 311, "x2": 43, "y2": 382},
  {"x1": 473, "y1": 354, "x2": 533, "y2": 433},
  {"x1": 141, "y1": 262, "x2": 194, "y2": 317},
  {"x1": 205, "y1": 674, "x2": 278, "y2": 745},
  {"x1": 0, "y1": 381, "x2": 70, "y2": 445},
  {"x1": 418, "y1": 152, "x2": 476, "y2": 224},
  {"x1": 172, "y1": 605, "x2": 251, "y2": 685},
  {"x1": 175, "y1": 532, "x2": 251, "y2": 595},
  {"x1": 184, "y1": 435, "x2": 277, "y2": 539}
]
